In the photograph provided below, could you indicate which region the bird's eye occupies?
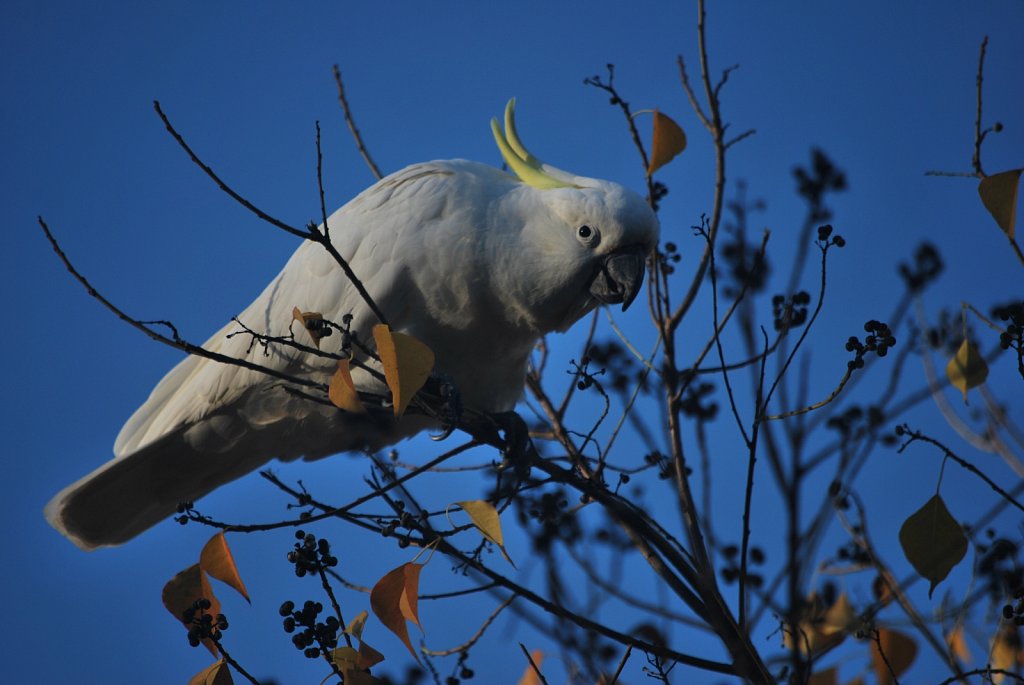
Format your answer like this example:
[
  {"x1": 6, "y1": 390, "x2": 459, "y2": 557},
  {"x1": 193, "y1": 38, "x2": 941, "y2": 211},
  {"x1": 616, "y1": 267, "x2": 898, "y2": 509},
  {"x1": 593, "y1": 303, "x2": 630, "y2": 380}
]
[{"x1": 576, "y1": 224, "x2": 599, "y2": 247}]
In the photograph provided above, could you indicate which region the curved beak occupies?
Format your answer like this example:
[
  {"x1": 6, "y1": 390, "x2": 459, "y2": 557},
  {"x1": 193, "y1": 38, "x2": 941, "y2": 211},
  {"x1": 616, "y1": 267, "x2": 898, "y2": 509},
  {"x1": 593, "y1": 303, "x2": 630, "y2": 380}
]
[{"x1": 589, "y1": 244, "x2": 647, "y2": 311}]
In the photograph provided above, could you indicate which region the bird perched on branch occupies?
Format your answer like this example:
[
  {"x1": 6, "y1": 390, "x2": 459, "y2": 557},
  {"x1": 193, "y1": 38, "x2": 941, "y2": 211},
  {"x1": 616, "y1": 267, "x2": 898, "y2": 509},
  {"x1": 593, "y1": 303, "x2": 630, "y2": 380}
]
[{"x1": 46, "y1": 99, "x2": 660, "y2": 550}]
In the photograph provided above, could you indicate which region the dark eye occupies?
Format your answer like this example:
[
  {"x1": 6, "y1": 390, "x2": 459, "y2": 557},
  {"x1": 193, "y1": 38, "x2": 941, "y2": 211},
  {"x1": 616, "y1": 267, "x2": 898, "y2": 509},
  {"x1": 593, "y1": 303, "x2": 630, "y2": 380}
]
[{"x1": 576, "y1": 224, "x2": 599, "y2": 246}]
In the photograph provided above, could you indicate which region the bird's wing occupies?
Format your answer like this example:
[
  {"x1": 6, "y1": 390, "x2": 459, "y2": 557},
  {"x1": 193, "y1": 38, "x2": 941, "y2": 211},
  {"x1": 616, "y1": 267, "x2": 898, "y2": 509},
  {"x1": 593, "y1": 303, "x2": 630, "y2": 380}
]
[{"x1": 113, "y1": 163, "x2": 461, "y2": 459}]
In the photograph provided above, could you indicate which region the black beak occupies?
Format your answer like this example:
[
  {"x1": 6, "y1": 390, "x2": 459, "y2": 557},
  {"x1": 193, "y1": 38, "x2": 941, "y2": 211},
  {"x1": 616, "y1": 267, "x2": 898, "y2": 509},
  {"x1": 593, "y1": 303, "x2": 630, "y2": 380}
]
[{"x1": 589, "y1": 244, "x2": 647, "y2": 311}]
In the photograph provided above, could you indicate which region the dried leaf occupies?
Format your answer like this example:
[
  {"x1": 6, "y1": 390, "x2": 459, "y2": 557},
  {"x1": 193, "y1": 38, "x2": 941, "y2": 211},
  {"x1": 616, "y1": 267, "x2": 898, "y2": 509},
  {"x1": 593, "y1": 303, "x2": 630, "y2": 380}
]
[
  {"x1": 370, "y1": 562, "x2": 424, "y2": 660},
  {"x1": 899, "y1": 494, "x2": 968, "y2": 597},
  {"x1": 199, "y1": 533, "x2": 250, "y2": 603},
  {"x1": 872, "y1": 571, "x2": 896, "y2": 608},
  {"x1": 188, "y1": 660, "x2": 233, "y2": 685},
  {"x1": 346, "y1": 610, "x2": 369, "y2": 640},
  {"x1": 457, "y1": 500, "x2": 515, "y2": 567},
  {"x1": 329, "y1": 647, "x2": 380, "y2": 685},
  {"x1": 292, "y1": 307, "x2": 329, "y2": 349},
  {"x1": 946, "y1": 623, "x2": 972, "y2": 663},
  {"x1": 990, "y1": 624, "x2": 1022, "y2": 684},
  {"x1": 517, "y1": 649, "x2": 545, "y2": 685},
  {"x1": 162, "y1": 563, "x2": 221, "y2": 657},
  {"x1": 946, "y1": 338, "x2": 989, "y2": 404},
  {"x1": 807, "y1": 667, "x2": 837, "y2": 685},
  {"x1": 782, "y1": 593, "x2": 846, "y2": 655},
  {"x1": 871, "y1": 629, "x2": 917, "y2": 684},
  {"x1": 821, "y1": 592, "x2": 855, "y2": 636},
  {"x1": 647, "y1": 110, "x2": 686, "y2": 176},
  {"x1": 978, "y1": 168, "x2": 1022, "y2": 239},
  {"x1": 358, "y1": 639, "x2": 386, "y2": 669},
  {"x1": 372, "y1": 324, "x2": 435, "y2": 416},
  {"x1": 329, "y1": 359, "x2": 366, "y2": 413}
]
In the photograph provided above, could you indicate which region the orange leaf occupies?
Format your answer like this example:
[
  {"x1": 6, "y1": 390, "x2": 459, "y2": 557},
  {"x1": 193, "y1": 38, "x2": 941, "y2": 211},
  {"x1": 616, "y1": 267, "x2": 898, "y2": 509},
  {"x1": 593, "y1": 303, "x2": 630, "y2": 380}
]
[
  {"x1": 292, "y1": 307, "x2": 330, "y2": 349},
  {"x1": 990, "y1": 624, "x2": 1022, "y2": 684},
  {"x1": 946, "y1": 623, "x2": 972, "y2": 663},
  {"x1": 162, "y1": 563, "x2": 221, "y2": 657},
  {"x1": 517, "y1": 649, "x2": 545, "y2": 685},
  {"x1": 188, "y1": 660, "x2": 233, "y2": 685},
  {"x1": 978, "y1": 168, "x2": 1022, "y2": 239},
  {"x1": 329, "y1": 359, "x2": 366, "y2": 413},
  {"x1": 647, "y1": 110, "x2": 686, "y2": 176},
  {"x1": 373, "y1": 325, "x2": 435, "y2": 416},
  {"x1": 370, "y1": 562, "x2": 425, "y2": 660},
  {"x1": 871, "y1": 629, "x2": 917, "y2": 684},
  {"x1": 199, "y1": 533, "x2": 250, "y2": 603}
]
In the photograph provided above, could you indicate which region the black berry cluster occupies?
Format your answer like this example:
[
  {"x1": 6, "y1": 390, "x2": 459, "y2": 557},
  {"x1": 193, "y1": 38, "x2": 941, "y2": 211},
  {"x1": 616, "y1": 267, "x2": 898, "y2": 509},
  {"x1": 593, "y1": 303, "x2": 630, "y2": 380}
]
[
  {"x1": 720, "y1": 543, "x2": 765, "y2": 588},
  {"x1": 678, "y1": 381, "x2": 718, "y2": 420},
  {"x1": 279, "y1": 599, "x2": 340, "y2": 659},
  {"x1": 649, "y1": 181, "x2": 669, "y2": 212},
  {"x1": 771, "y1": 291, "x2": 810, "y2": 331},
  {"x1": 182, "y1": 598, "x2": 229, "y2": 648},
  {"x1": 845, "y1": 320, "x2": 896, "y2": 369},
  {"x1": 826, "y1": 404, "x2": 884, "y2": 438},
  {"x1": 993, "y1": 301, "x2": 1024, "y2": 376},
  {"x1": 569, "y1": 357, "x2": 605, "y2": 392},
  {"x1": 898, "y1": 243, "x2": 943, "y2": 293},
  {"x1": 660, "y1": 240, "x2": 682, "y2": 275},
  {"x1": 287, "y1": 530, "x2": 339, "y2": 578},
  {"x1": 815, "y1": 224, "x2": 846, "y2": 249}
]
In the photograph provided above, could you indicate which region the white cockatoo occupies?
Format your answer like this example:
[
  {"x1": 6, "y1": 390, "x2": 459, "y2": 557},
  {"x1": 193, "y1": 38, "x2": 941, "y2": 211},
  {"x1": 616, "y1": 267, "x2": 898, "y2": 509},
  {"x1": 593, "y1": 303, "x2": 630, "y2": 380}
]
[{"x1": 46, "y1": 100, "x2": 660, "y2": 550}]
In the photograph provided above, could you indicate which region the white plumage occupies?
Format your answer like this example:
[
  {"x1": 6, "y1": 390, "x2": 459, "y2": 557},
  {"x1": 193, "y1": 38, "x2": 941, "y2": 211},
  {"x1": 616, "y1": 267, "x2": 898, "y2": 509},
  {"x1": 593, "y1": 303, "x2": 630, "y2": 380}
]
[{"x1": 46, "y1": 103, "x2": 660, "y2": 550}]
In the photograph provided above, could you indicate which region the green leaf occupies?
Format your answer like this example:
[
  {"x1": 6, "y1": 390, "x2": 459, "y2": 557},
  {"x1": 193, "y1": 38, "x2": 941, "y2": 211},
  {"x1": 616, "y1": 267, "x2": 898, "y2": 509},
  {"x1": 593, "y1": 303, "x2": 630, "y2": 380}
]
[
  {"x1": 978, "y1": 168, "x2": 1022, "y2": 239},
  {"x1": 898, "y1": 495, "x2": 967, "y2": 598}
]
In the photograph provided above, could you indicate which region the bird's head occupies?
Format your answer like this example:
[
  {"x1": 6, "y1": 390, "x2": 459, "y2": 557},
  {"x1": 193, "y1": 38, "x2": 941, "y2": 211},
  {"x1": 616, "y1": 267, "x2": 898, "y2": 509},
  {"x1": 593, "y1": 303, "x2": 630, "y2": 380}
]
[{"x1": 490, "y1": 99, "x2": 660, "y2": 332}]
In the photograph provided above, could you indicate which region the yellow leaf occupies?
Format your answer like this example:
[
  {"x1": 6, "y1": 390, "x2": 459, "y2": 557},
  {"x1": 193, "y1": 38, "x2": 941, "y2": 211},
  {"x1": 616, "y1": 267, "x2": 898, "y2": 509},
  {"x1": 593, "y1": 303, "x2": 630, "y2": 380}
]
[
  {"x1": 946, "y1": 338, "x2": 989, "y2": 404},
  {"x1": 807, "y1": 667, "x2": 837, "y2": 685},
  {"x1": 871, "y1": 629, "x2": 917, "y2": 684},
  {"x1": 782, "y1": 593, "x2": 846, "y2": 655},
  {"x1": 370, "y1": 562, "x2": 424, "y2": 660},
  {"x1": 188, "y1": 660, "x2": 233, "y2": 685},
  {"x1": 899, "y1": 494, "x2": 967, "y2": 597},
  {"x1": 990, "y1": 624, "x2": 1022, "y2": 684},
  {"x1": 978, "y1": 168, "x2": 1023, "y2": 239},
  {"x1": 457, "y1": 500, "x2": 515, "y2": 567},
  {"x1": 372, "y1": 324, "x2": 435, "y2": 416},
  {"x1": 292, "y1": 307, "x2": 329, "y2": 349},
  {"x1": 517, "y1": 649, "x2": 545, "y2": 685},
  {"x1": 647, "y1": 110, "x2": 686, "y2": 176},
  {"x1": 346, "y1": 609, "x2": 369, "y2": 640},
  {"x1": 199, "y1": 533, "x2": 250, "y2": 603},
  {"x1": 945, "y1": 623, "x2": 972, "y2": 664},
  {"x1": 821, "y1": 592, "x2": 856, "y2": 636},
  {"x1": 162, "y1": 563, "x2": 221, "y2": 657},
  {"x1": 329, "y1": 359, "x2": 366, "y2": 413}
]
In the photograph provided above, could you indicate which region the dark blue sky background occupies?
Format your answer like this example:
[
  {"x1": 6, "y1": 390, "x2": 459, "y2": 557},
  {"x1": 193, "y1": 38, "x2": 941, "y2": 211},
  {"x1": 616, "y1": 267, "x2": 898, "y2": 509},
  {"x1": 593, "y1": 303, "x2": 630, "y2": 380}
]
[{"x1": 3, "y1": 2, "x2": 1023, "y2": 683}]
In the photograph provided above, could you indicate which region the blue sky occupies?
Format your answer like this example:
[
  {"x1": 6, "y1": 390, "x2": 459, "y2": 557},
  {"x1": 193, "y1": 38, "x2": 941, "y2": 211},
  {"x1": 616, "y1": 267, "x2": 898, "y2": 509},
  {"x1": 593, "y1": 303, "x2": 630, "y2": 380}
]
[{"x1": 3, "y1": 2, "x2": 1023, "y2": 683}]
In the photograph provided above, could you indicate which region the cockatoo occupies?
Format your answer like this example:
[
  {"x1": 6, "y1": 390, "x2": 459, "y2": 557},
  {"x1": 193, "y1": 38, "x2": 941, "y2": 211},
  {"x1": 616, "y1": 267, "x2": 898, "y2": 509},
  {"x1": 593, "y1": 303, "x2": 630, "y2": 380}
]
[{"x1": 46, "y1": 100, "x2": 660, "y2": 550}]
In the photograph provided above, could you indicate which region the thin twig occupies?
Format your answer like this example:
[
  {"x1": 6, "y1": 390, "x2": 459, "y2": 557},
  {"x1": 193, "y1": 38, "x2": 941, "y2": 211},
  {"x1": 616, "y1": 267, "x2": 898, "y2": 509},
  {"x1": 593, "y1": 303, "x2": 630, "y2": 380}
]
[{"x1": 332, "y1": 65, "x2": 383, "y2": 181}]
